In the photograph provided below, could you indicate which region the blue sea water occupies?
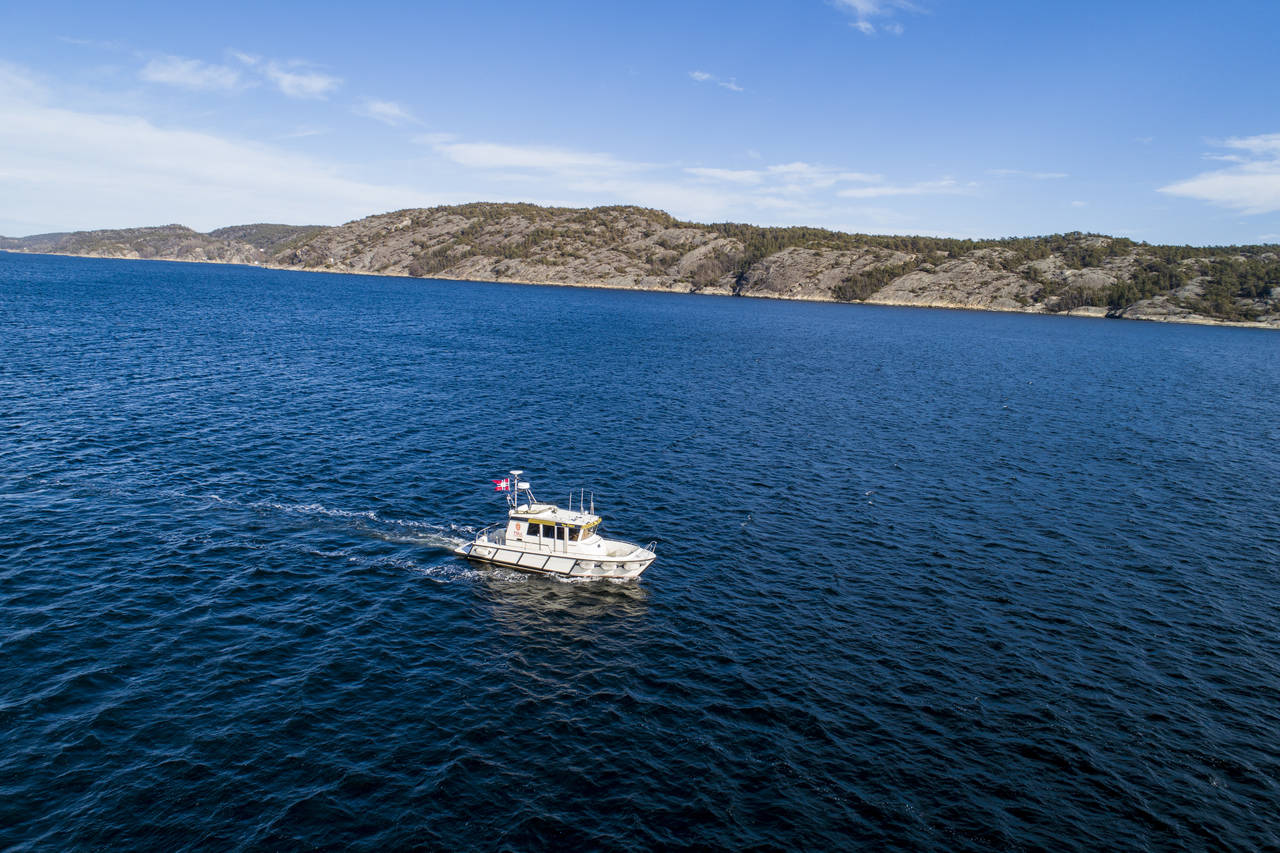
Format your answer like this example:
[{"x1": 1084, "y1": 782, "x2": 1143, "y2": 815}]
[{"x1": 1, "y1": 251, "x2": 1277, "y2": 850}]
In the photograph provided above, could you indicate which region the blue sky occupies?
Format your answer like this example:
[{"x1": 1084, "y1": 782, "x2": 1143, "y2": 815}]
[{"x1": 2, "y1": 0, "x2": 1278, "y2": 244}]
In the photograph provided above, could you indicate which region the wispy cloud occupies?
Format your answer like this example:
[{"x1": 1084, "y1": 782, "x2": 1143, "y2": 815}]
[
  {"x1": 356, "y1": 98, "x2": 415, "y2": 126},
  {"x1": 0, "y1": 56, "x2": 986, "y2": 238},
  {"x1": 410, "y1": 122, "x2": 981, "y2": 230},
  {"x1": 688, "y1": 70, "x2": 743, "y2": 92},
  {"x1": 766, "y1": 161, "x2": 882, "y2": 187},
  {"x1": 987, "y1": 168, "x2": 1068, "y2": 180},
  {"x1": 685, "y1": 167, "x2": 764, "y2": 185},
  {"x1": 838, "y1": 178, "x2": 968, "y2": 198},
  {"x1": 411, "y1": 130, "x2": 951, "y2": 228},
  {"x1": 1160, "y1": 133, "x2": 1280, "y2": 214},
  {"x1": 413, "y1": 131, "x2": 457, "y2": 145},
  {"x1": 0, "y1": 61, "x2": 48, "y2": 102},
  {"x1": 261, "y1": 61, "x2": 341, "y2": 99},
  {"x1": 274, "y1": 126, "x2": 330, "y2": 140},
  {"x1": 58, "y1": 36, "x2": 129, "y2": 51},
  {"x1": 0, "y1": 62, "x2": 424, "y2": 233},
  {"x1": 1218, "y1": 133, "x2": 1280, "y2": 156},
  {"x1": 423, "y1": 138, "x2": 648, "y2": 175},
  {"x1": 831, "y1": 0, "x2": 919, "y2": 35},
  {"x1": 137, "y1": 50, "x2": 340, "y2": 100},
  {"x1": 139, "y1": 55, "x2": 241, "y2": 91}
]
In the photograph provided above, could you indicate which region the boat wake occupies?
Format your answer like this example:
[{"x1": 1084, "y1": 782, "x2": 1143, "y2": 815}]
[{"x1": 252, "y1": 499, "x2": 474, "y2": 552}]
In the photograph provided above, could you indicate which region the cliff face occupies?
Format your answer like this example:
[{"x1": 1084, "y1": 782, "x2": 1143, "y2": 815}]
[{"x1": 3, "y1": 204, "x2": 1277, "y2": 328}]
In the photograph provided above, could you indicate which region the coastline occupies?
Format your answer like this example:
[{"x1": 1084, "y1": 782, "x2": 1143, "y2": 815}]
[{"x1": 4, "y1": 248, "x2": 1276, "y2": 331}]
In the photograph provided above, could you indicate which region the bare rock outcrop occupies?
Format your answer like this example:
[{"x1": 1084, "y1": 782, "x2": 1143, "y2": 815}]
[
  {"x1": 4, "y1": 204, "x2": 1277, "y2": 328},
  {"x1": 869, "y1": 258, "x2": 1036, "y2": 311}
]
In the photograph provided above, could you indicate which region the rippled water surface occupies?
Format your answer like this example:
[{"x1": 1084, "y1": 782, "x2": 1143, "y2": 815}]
[{"x1": 2, "y1": 252, "x2": 1278, "y2": 850}]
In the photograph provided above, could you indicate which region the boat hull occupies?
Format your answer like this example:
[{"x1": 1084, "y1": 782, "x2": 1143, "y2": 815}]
[{"x1": 454, "y1": 542, "x2": 653, "y2": 580}]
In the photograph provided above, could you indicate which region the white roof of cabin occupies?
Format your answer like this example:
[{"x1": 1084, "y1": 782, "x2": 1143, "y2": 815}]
[{"x1": 510, "y1": 503, "x2": 599, "y2": 526}]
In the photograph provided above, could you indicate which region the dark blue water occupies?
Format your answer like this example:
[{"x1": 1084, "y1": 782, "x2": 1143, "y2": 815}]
[{"x1": 2, "y1": 251, "x2": 1278, "y2": 850}]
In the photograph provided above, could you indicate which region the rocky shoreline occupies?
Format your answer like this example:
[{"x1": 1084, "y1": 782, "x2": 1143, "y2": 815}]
[{"x1": 4, "y1": 203, "x2": 1277, "y2": 329}]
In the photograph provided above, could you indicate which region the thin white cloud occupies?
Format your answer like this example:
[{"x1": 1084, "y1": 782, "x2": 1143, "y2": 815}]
[
  {"x1": 426, "y1": 139, "x2": 648, "y2": 175},
  {"x1": 140, "y1": 55, "x2": 241, "y2": 91},
  {"x1": 1160, "y1": 133, "x2": 1280, "y2": 214},
  {"x1": 58, "y1": 36, "x2": 129, "y2": 51},
  {"x1": 688, "y1": 70, "x2": 743, "y2": 92},
  {"x1": 1220, "y1": 133, "x2": 1280, "y2": 156},
  {"x1": 411, "y1": 129, "x2": 944, "y2": 228},
  {"x1": 274, "y1": 126, "x2": 330, "y2": 140},
  {"x1": 0, "y1": 61, "x2": 48, "y2": 102},
  {"x1": 0, "y1": 65, "x2": 425, "y2": 232},
  {"x1": 831, "y1": 0, "x2": 919, "y2": 35},
  {"x1": 356, "y1": 98, "x2": 415, "y2": 126},
  {"x1": 766, "y1": 161, "x2": 881, "y2": 188},
  {"x1": 413, "y1": 131, "x2": 458, "y2": 145},
  {"x1": 0, "y1": 59, "x2": 988, "y2": 239},
  {"x1": 686, "y1": 167, "x2": 764, "y2": 184},
  {"x1": 838, "y1": 178, "x2": 966, "y2": 198},
  {"x1": 263, "y1": 61, "x2": 340, "y2": 99},
  {"x1": 987, "y1": 168, "x2": 1068, "y2": 180},
  {"x1": 137, "y1": 50, "x2": 340, "y2": 100},
  {"x1": 686, "y1": 162, "x2": 886, "y2": 208}
]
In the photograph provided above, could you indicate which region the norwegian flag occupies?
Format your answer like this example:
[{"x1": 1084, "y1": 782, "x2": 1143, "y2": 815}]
[{"x1": 492, "y1": 478, "x2": 511, "y2": 492}]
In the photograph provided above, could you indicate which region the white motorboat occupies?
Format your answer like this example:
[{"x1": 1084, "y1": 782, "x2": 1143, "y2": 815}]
[{"x1": 454, "y1": 471, "x2": 656, "y2": 580}]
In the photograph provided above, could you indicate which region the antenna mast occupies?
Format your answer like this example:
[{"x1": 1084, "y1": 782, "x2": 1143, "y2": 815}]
[{"x1": 508, "y1": 469, "x2": 523, "y2": 509}]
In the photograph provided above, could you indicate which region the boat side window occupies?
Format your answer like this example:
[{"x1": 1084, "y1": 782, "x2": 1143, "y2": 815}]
[
  {"x1": 556, "y1": 526, "x2": 567, "y2": 540},
  {"x1": 528, "y1": 523, "x2": 545, "y2": 538}
]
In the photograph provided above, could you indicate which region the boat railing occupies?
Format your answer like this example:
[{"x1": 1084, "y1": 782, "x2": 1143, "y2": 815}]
[
  {"x1": 646, "y1": 541, "x2": 657, "y2": 554},
  {"x1": 477, "y1": 522, "x2": 506, "y2": 545}
]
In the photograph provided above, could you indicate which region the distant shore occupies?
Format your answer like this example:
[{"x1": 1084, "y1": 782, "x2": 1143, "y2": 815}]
[
  {"x1": 4, "y1": 247, "x2": 1277, "y2": 331},
  {"x1": 4, "y1": 203, "x2": 1276, "y2": 330}
]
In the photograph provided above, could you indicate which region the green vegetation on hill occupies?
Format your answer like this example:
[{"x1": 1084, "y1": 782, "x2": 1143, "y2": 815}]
[
  {"x1": 699, "y1": 221, "x2": 1278, "y2": 319},
  {"x1": 3, "y1": 204, "x2": 1277, "y2": 325},
  {"x1": 208, "y1": 223, "x2": 324, "y2": 253}
]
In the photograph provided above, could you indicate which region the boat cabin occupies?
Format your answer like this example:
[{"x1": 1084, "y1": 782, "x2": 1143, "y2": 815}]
[{"x1": 506, "y1": 503, "x2": 601, "y2": 547}]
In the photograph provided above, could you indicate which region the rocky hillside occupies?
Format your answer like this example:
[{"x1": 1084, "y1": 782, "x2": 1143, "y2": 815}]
[
  {"x1": 0, "y1": 223, "x2": 321, "y2": 266},
  {"x1": 4, "y1": 203, "x2": 1278, "y2": 327}
]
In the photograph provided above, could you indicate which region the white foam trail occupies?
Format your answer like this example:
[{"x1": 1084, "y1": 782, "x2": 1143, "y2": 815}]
[
  {"x1": 250, "y1": 499, "x2": 472, "y2": 548},
  {"x1": 257, "y1": 501, "x2": 381, "y2": 522}
]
